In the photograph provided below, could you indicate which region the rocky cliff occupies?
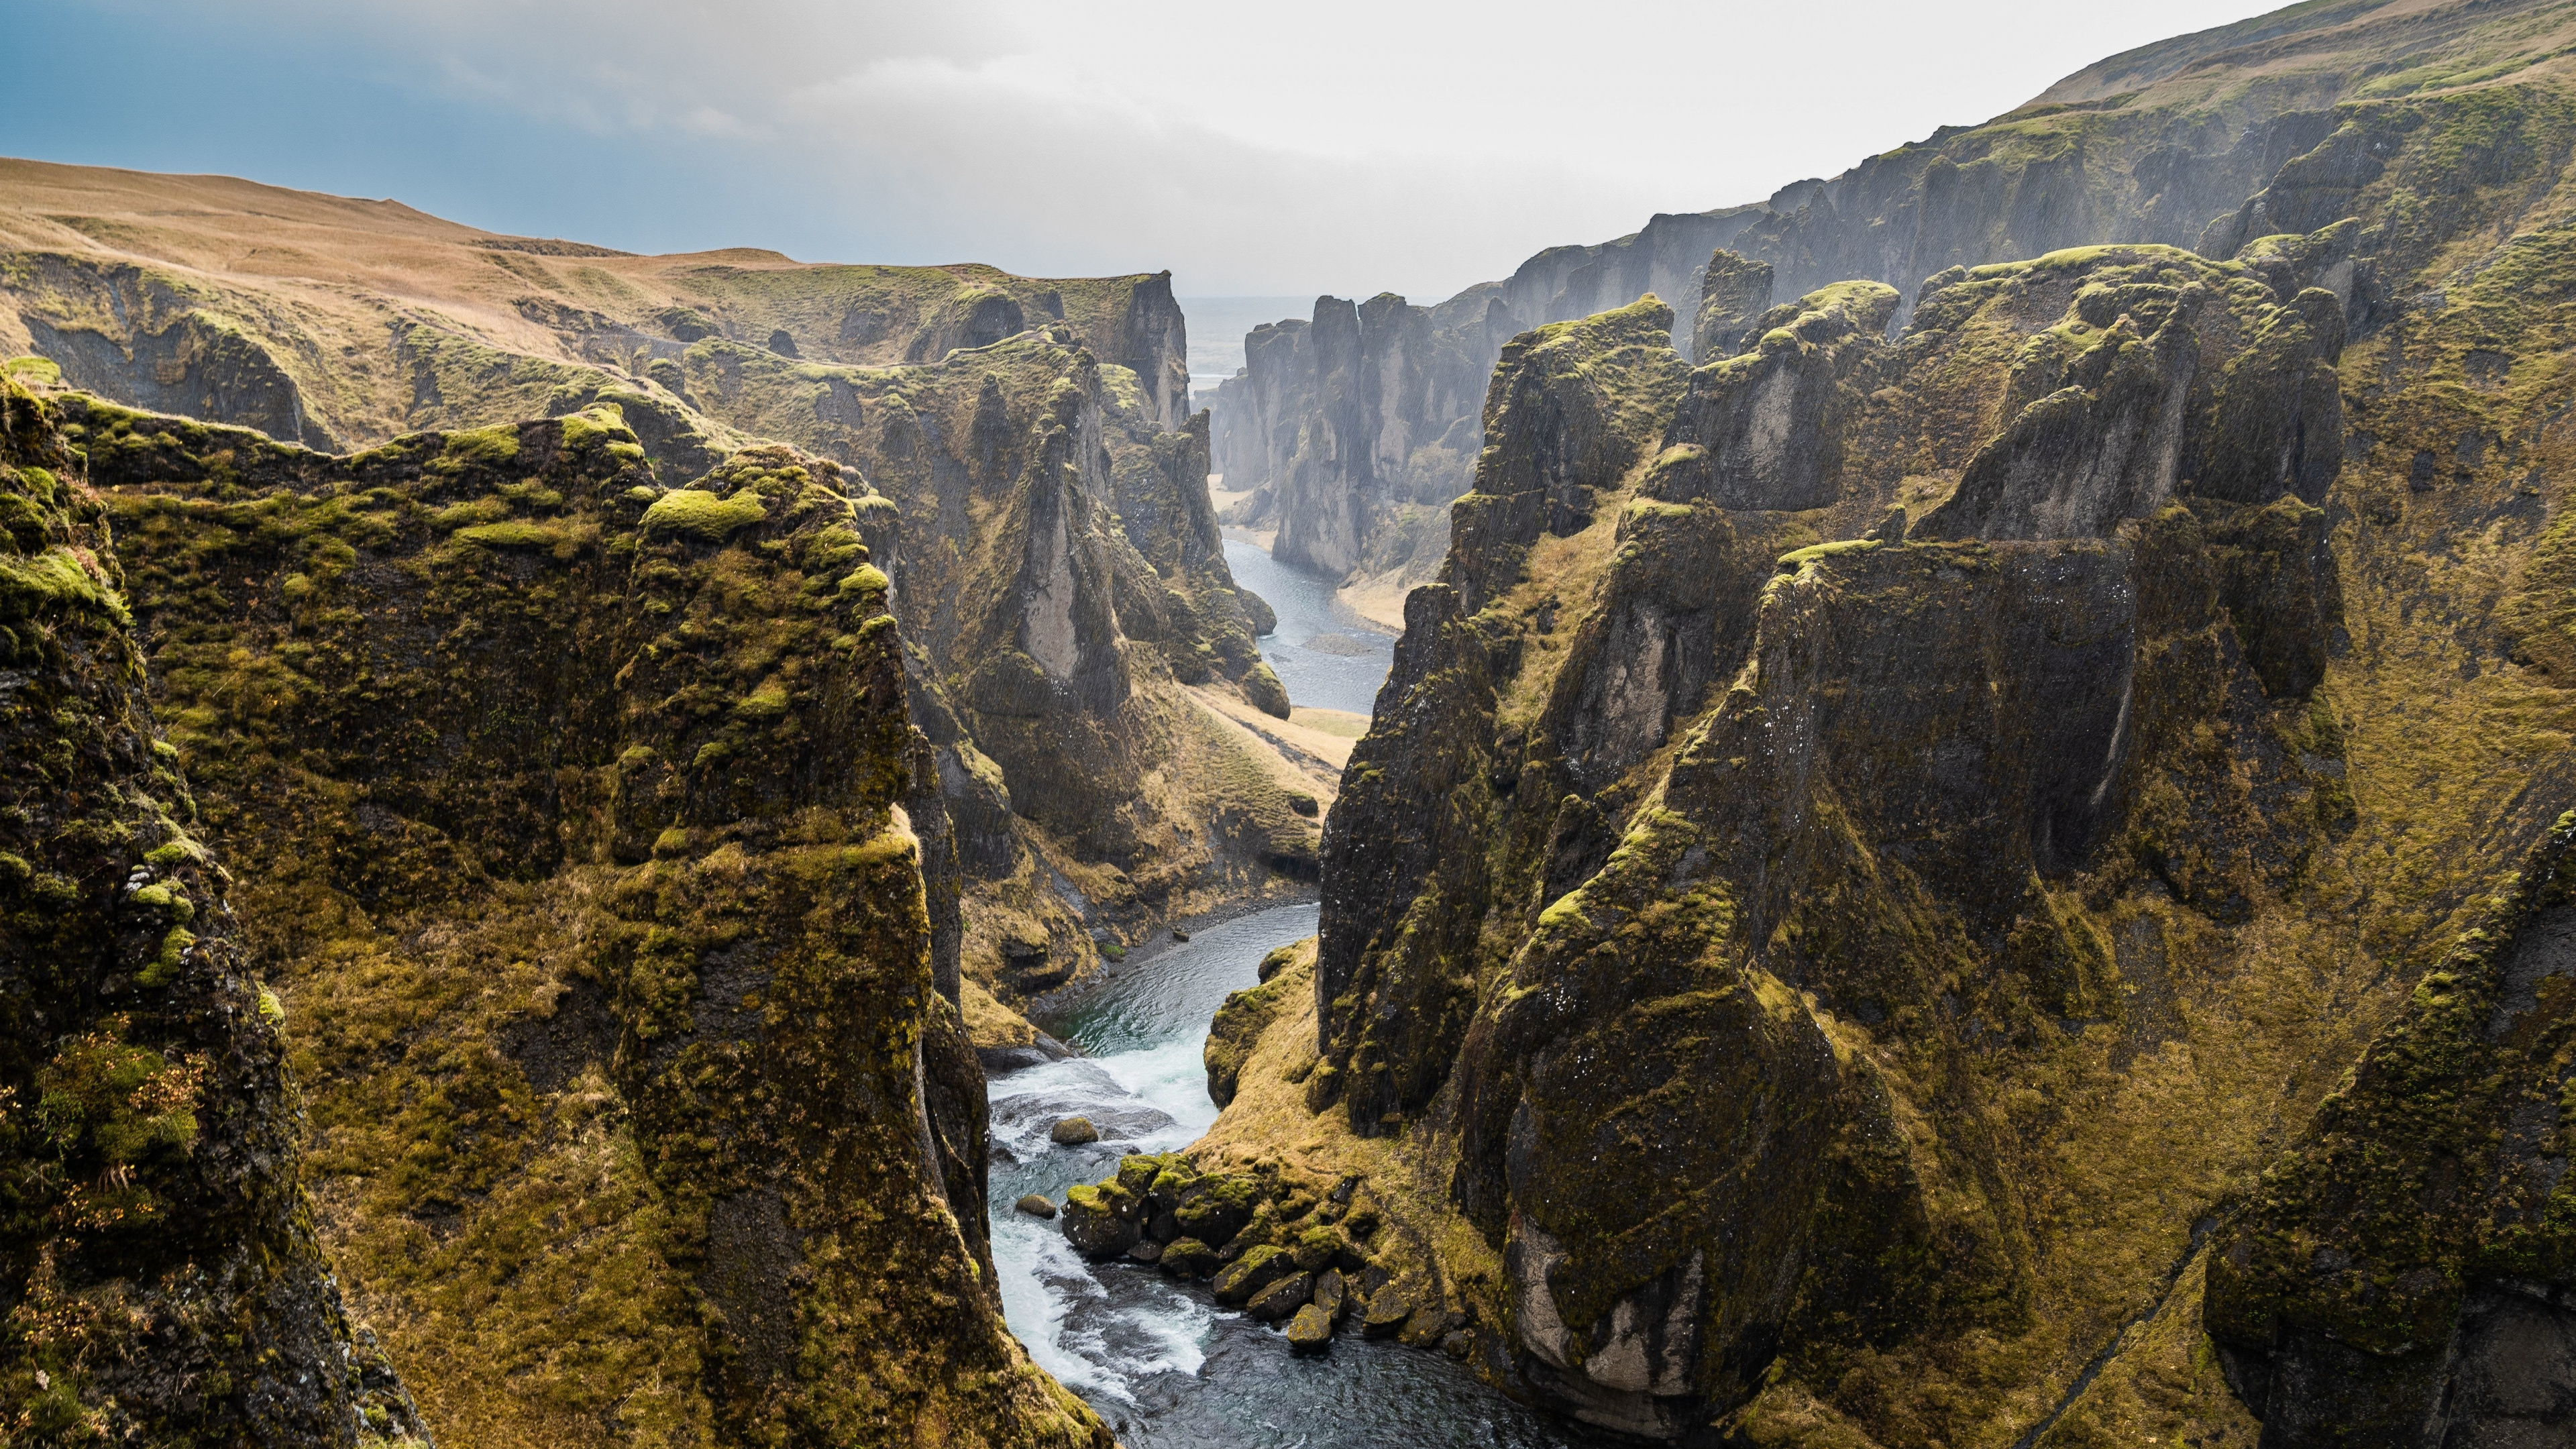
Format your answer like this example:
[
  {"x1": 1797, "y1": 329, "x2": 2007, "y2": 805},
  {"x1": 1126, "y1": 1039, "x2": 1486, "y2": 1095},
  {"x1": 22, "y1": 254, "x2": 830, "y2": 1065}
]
[
  {"x1": 1209, "y1": 211, "x2": 1759, "y2": 602},
  {"x1": 0, "y1": 161, "x2": 1316, "y2": 1031},
  {"x1": 1201, "y1": 29, "x2": 2576, "y2": 1440},
  {"x1": 1211, "y1": 0, "x2": 2576, "y2": 612},
  {"x1": 0, "y1": 372, "x2": 1112, "y2": 1446},
  {"x1": 0, "y1": 372, "x2": 432, "y2": 1446}
]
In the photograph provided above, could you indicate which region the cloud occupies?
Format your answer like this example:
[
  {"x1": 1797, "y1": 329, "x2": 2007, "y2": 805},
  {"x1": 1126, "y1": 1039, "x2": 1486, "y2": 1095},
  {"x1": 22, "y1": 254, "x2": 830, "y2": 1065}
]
[{"x1": 53, "y1": 0, "x2": 2287, "y2": 298}]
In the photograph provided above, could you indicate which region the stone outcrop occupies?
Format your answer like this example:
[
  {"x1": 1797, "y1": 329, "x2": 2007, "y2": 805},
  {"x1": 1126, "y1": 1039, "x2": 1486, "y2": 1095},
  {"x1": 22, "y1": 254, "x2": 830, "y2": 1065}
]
[
  {"x1": 12, "y1": 384, "x2": 1110, "y2": 1446},
  {"x1": 1689, "y1": 248, "x2": 1774, "y2": 362},
  {"x1": 1209, "y1": 0, "x2": 2546, "y2": 600},
  {"x1": 1256, "y1": 38, "x2": 2576, "y2": 1432},
  {"x1": 0, "y1": 372, "x2": 428, "y2": 1446},
  {"x1": 1648, "y1": 280, "x2": 1897, "y2": 513}
]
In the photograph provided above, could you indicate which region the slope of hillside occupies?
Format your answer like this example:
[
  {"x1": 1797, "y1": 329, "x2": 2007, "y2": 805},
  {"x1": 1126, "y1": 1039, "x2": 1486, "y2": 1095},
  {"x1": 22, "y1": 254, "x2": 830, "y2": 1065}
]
[
  {"x1": 1191, "y1": 11, "x2": 2576, "y2": 1439},
  {"x1": 0, "y1": 159, "x2": 1316, "y2": 1040}
]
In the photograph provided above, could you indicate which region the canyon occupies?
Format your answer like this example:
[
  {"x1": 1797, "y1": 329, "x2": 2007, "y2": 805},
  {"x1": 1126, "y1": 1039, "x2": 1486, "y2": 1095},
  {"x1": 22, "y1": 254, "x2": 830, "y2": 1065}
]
[{"x1": 2, "y1": 0, "x2": 2575, "y2": 1444}]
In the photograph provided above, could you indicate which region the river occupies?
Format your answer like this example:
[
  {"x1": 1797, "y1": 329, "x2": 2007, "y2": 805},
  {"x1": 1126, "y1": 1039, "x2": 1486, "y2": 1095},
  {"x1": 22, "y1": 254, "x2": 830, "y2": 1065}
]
[
  {"x1": 983, "y1": 903, "x2": 1605, "y2": 1447},
  {"x1": 1221, "y1": 538, "x2": 1397, "y2": 718},
  {"x1": 982, "y1": 540, "x2": 1601, "y2": 1444}
]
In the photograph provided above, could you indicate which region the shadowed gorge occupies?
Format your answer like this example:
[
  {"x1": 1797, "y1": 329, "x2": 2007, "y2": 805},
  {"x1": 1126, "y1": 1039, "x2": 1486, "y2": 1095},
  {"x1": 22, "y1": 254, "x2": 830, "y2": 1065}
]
[{"x1": 8, "y1": 0, "x2": 2576, "y2": 1442}]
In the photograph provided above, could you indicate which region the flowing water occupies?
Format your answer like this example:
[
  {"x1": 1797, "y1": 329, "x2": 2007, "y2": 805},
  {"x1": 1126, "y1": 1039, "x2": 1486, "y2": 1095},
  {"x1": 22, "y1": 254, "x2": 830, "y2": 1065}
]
[
  {"x1": 1222, "y1": 538, "x2": 1398, "y2": 717},
  {"x1": 983, "y1": 904, "x2": 1605, "y2": 1447}
]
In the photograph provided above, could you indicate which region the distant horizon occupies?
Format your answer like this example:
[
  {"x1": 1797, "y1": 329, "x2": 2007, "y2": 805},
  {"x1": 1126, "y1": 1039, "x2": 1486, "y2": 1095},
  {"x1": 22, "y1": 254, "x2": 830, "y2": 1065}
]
[{"x1": 2, "y1": 0, "x2": 2284, "y2": 302}]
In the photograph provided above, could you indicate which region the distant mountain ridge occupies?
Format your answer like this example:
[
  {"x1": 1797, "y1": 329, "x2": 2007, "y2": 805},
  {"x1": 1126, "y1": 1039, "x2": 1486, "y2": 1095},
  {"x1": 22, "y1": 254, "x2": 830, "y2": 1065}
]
[{"x1": 1210, "y1": 0, "x2": 2576, "y2": 610}]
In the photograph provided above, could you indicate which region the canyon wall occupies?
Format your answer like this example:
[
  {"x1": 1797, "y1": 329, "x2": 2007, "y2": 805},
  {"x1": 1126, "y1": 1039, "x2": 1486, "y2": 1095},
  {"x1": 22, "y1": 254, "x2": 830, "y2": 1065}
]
[
  {"x1": 0, "y1": 376, "x2": 1115, "y2": 1444},
  {"x1": 1209, "y1": 0, "x2": 2559, "y2": 601},
  {"x1": 1201, "y1": 9, "x2": 2576, "y2": 1440},
  {"x1": 0, "y1": 165, "x2": 1318, "y2": 1024},
  {"x1": 0, "y1": 372, "x2": 429, "y2": 1446}
]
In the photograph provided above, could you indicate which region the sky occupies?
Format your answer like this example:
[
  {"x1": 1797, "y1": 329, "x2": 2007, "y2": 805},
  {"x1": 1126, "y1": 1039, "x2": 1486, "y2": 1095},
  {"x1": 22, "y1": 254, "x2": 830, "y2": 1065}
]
[{"x1": 1, "y1": 0, "x2": 2284, "y2": 303}]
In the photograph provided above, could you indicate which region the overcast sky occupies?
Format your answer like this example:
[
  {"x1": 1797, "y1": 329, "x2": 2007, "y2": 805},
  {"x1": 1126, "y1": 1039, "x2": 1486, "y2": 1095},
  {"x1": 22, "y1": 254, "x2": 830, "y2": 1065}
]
[{"x1": 3, "y1": 0, "x2": 2281, "y2": 301}]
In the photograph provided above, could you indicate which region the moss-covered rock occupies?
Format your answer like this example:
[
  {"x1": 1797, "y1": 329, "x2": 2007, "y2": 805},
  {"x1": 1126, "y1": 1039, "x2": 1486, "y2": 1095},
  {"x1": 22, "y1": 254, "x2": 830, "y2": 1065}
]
[
  {"x1": 1205, "y1": 959, "x2": 1301, "y2": 1108},
  {"x1": 0, "y1": 370, "x2": 419, "y2": 1447},
  {"x1": 1245, "y1": 1271, "x2": 1313, "y2": 1323},
  {"x1": 1060, "y1": 1182, "x2": 1142, "y2": 1260},
  {"x1": 1212, "y1": 1244, "x2": 1299, "y2": 1306},
  {"x1": 48, "y1": 392, "x2": 1106, "y2": 1446},
  {"x1": 1283, "y1": 1303, "x2": 1335, "y2": 1354},
  {"x1": 1157, "y1": 1237, "x2": 1221, "y2": 1280},
  {"x1": 1289, "y1": 46, "x2": 2576, "y2": 1441}
]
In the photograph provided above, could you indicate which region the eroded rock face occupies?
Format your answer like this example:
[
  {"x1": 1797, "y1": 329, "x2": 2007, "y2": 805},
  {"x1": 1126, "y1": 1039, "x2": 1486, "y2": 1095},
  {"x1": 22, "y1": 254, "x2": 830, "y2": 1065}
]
[
  {"x1": 664, "y1": 329, "x2": 1307, "y2": 935},
  {"x1": 46, "y1": 392, "x2": 1106, "y2": 1446},
  {"x1": 0, "y1": 374, "x2": 417, "y2": 1447},
  {"x1": 1650, "y1": 280, "x2": 1896, "y2": 512},
  {"x1": 1690, "y1": 248, "x2": 1775, "y2": 362},
  {"x1": 1295, "y1": 217, "x2": 2532, "y2": 1441},
  {"x1": 2205, "y1": 818, "x2": 2576, "y2": 1447}
]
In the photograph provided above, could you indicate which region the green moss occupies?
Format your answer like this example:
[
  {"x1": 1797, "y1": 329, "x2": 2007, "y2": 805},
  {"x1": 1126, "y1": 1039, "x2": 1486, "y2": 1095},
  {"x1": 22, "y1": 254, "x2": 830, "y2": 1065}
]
[
  {"x1": 0, "y1": 549, "x2": 130, "y2": 627},
  {"x1": 1775, "y1": 537, "x2": 1882, "y2": 571},
  {"x1": 639, "y1": 488, "x2": 767, "y2": 541},
  {"x1": 135, "y1": 927, "x2": 194, "y2": 988},
  {"x1": 453, "y1": 520, "x2": 576, "y2": 551},
  {"x1": 434, "y1": 424, "x2": 521, "y2": 469}
]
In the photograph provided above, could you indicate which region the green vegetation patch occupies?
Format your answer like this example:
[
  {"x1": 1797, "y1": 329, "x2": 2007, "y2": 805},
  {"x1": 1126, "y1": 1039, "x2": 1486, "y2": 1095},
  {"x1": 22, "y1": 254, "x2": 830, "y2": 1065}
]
[{"x1": 640, "y1": 488, "x2": 767, "y2": 542}]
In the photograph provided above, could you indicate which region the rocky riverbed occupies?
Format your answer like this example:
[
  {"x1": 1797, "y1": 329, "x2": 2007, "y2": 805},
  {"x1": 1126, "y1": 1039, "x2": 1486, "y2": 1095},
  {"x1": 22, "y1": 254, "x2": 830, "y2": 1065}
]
[{"x1": 983, "y1": 904, "x2": 1607, "y2": 1446}]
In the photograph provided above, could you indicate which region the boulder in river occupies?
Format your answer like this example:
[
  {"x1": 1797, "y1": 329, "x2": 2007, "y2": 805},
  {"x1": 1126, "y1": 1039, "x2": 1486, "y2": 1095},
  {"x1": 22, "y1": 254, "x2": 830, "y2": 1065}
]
[
  {"x1": 1061, "y1": 1184, "x2": 1141, "y2": 1258},
  {"x1": 1283, "y1": 1304, "x2": 1334, "y2": 1355},
  {"x1": 1359, "y1": 1290, "x2": 1411, "y2": 1339},
  {"x1": 1312, "y1": 1268, "x2": 1346, "y2": 1322},
  {"x1": 1159, "y1": 1238, "x2": 1221, "y2": 1279},
  {"x1": 1212, "y1": 1244, "x2": 1297, "y2": 1305},
  {"x1": 1015, "y1": 1194, "x2": 1057, "y2": 1219},
  {"x1": 1246, "y1": 1272, "x2": 1313, "y2": 1322},
  {"x1": 1126, "y1": 1240, "x2": 1163, "y2": 1265},
  {"x1": 1050, "y1": 1116, "x2": 1100, "y2": 1145}
]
